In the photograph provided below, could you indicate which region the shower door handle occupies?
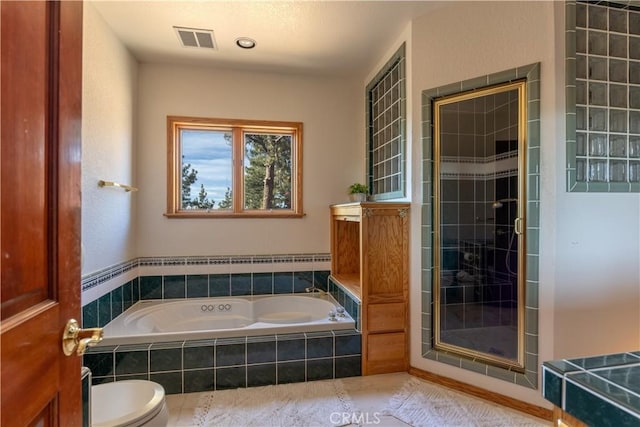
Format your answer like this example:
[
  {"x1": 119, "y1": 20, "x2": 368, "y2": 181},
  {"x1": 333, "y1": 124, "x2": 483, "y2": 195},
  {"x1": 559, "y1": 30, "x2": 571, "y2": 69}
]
[{"x1": 514, "y1": 217, "x2": 524, "y2": 235}]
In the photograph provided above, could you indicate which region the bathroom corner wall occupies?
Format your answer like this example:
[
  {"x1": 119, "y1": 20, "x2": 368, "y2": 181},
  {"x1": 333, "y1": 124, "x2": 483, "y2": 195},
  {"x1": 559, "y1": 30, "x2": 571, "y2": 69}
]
[{"x1": 82, "y1": 3, "x2": 138, "y2": 275}]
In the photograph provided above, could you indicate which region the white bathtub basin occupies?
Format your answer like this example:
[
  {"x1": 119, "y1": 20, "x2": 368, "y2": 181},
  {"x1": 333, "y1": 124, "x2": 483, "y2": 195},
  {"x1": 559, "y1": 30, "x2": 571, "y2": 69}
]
[{"x1": 99, "y1": 293, "x2": 354, "y2": 345}]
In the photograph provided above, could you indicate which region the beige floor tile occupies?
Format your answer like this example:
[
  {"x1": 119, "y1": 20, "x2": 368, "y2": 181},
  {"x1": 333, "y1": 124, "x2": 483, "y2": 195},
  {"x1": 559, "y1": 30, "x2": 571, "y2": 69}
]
[
  {"x1": 181, "y1": 391, "x2": 207, "y2": 409},
  {"x1": 162, "y1": 373, "x2": 551, "y2": 426},
  {"x1": 373, "y1": 415, "x2": 412, "y2": 426},
  {"x1": 174, "y1": 406, "x2": 199, "y2": 427},
  {"x1": 341, "y1": 372, "x2": 411, "y2": 413}
]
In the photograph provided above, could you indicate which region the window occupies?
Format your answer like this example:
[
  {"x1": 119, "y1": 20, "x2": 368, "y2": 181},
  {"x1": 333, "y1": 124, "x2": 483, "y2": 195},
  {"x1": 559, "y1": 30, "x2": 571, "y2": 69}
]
[
  {"x1": 166, "y1": 116, "x2": 303, "y2": 217},
  {"x1": 567, "y1": 1, "x2": 640, "y2": 192},
  {"x1": 366, "y1": 43, "x2": 406, "y2": 200}
]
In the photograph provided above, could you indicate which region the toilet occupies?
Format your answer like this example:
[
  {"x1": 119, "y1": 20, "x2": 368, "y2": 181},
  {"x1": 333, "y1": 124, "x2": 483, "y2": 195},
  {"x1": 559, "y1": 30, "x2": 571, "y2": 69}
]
[{"x1": 91, "y1": 380, "x2": 169, "y2": 427}]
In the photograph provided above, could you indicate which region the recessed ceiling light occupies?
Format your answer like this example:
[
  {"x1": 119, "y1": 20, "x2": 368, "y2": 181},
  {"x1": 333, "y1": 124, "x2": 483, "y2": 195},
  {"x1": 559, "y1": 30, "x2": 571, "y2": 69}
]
[{"x1": 236, "y1": 37, "x2": 256, "y2": 49}]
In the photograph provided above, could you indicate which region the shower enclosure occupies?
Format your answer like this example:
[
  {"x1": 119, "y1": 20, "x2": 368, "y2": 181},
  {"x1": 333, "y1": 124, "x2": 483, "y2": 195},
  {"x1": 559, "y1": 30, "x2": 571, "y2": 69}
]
[{"x1": 433, "y1": 80, "x2": 526, "y2": 370}]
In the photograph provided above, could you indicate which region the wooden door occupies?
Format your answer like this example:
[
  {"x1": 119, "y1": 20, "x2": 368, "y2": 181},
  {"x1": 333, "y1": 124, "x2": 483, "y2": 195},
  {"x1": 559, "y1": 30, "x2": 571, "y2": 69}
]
[{"x1": 1, "y1": 1, "x2": 83, "y2": 426}]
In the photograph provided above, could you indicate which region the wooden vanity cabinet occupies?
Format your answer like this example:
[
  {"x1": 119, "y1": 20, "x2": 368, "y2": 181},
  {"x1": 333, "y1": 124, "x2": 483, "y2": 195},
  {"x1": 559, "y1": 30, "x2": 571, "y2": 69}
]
[{"x1": 330, "y1": 202, "x2": 409, "y2": 375}]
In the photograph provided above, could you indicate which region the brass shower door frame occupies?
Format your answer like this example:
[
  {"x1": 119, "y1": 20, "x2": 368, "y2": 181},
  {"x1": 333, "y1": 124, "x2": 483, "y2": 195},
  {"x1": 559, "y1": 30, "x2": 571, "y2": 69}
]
[{"x1": 432, "y1": 80, "x2": 527, "y2": 371}]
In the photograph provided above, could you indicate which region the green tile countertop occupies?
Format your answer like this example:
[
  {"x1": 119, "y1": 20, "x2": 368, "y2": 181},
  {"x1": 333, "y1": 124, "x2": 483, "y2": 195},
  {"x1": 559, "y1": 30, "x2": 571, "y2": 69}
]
[{"x1": 542, "y1": 352, "x2": 640, "y2": 426}]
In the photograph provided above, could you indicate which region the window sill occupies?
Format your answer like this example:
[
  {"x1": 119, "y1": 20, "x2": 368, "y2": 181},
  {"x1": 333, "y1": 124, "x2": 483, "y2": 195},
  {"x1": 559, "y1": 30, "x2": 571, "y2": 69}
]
[{"x1": 164, "y1": 211, "x2": 305, "y2": 219}]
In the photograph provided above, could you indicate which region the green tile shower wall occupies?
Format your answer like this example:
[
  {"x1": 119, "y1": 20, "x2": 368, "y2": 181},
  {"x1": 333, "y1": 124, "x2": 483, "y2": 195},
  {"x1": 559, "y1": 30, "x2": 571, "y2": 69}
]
[
  {"x1": 421, "y1": 63, "x2": 541, "y2": 389},
  {"x1": 83, "y1": 330, "x2": 362, "y2": 394}
]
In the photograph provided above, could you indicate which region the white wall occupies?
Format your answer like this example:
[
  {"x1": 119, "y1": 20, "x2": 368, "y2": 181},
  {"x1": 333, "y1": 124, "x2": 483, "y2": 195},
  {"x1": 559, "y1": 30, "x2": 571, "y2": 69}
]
[
  {"x1": 391, "y1": 0, "x2": 640, "y2": 407},
  {"x1": 81, "y1": 3, "x2": 138, "y2": 275},
  {"x1": 135, "y1": 64, "x2": 362, "y2": 256}
]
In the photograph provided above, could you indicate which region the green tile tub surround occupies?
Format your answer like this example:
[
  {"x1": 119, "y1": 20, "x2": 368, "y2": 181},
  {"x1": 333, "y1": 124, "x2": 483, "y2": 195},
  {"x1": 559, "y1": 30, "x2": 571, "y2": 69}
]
[
  {"x1": 336, "y1": 355, "x2": 362, "y2": 378},
  {"x1": 97, "y1": 292, "x2": 112, "y2": 326},
  {"x1": 82, "y1": 267, "x2": 331, "y2": 329},
  {"x1": 247, "y1": 364, "x2": 276, "y2": 387},
  {"x1": 230, "y1": 273, "x2": 252, "y2": 296},
  {"x1": 83, "y1": 330, "x2": 362, "y2": 394},
  {"x1": 186, "y1": 274, "x2": 209, "y2": 297},
  {"x1": 247, "y1": 339, "x2": 277, "y2": 364},
  {"x1": 277, "y1": 361, "x2": 305, "y2": 385},
  {"x1": 566, "y1": 1, "x2": 640, "y2": 192},
  {"x1": 276, "y1": 334, "x2": 306, "y2": 361},
  {"x1": 252, "y1": 272, "x2": 274, "y2": 295},
  {"x1": 216, "y1": 337, "x2": 247, "y2": 366},
  {"x1": 421, "y1": 63, "x2": 541, "y2": 389},
  {"x1": 307, "y1": 358, "x2": 335, "y2": 381},
  {"x1": 151, "y1": 371, "x2": 183, "y2": 395},
  {"x1": 542, "y1": 352, "x2": 640, "y2": 426},
  {"x1": 328, "y1": 276, "x2": 362, "y2": 331},
  {"x1": 184, "y1": 368, "x2": 215, "y2": 393},
  {"x1": 163, "y1": 275, "x2": 186, "y2": 299},
  {"x1": 216, "y1": 366, "x2": 247, "y2": 390}
]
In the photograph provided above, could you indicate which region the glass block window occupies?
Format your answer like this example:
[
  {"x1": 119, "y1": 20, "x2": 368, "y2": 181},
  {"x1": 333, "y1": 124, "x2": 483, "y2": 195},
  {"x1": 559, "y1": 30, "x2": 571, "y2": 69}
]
[
  {"x1": 567, "y1": 1, "x2": 640, "y2": 192},
  {"x1": 366, "y1": 44, "x2": 406, "y2": 200}
]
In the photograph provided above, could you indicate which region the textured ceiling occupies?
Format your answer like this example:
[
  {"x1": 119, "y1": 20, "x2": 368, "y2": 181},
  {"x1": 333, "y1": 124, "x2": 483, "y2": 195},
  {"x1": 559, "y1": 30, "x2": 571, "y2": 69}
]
[{"x1": 90, "y1": 0, "x2": 444, "y2": 77}]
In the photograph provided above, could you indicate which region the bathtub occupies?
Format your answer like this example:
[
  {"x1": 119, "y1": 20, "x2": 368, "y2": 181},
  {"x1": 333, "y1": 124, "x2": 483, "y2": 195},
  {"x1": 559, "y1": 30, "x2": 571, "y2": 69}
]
[{"x1": 99, "y1": 293, "x2": 355, "y2": 345}]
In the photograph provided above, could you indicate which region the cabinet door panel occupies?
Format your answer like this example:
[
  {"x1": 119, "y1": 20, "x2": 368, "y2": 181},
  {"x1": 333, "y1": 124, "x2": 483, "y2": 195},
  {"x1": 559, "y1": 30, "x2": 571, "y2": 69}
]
[
  {"x1": 366, "y1": 215, "x2": 404, "y2": 295},
  {"x1": 366, "y1": 332, "x2": 407, "y2": 374},
  {"x1": 367, "y1": 303, "x2": 405, "y2": 332}
]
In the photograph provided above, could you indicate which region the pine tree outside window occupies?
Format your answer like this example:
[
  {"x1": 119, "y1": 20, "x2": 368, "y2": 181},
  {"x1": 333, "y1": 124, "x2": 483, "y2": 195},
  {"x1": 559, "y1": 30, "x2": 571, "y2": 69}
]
[{"x1": 166, "y1": 116, "x2": 303, "y2": 218}]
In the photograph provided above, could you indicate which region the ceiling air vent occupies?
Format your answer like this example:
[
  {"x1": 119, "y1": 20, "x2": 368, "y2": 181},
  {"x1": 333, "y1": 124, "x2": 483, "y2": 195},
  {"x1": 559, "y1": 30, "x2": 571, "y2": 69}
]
[{"x1": 173, "y1": 26, "x2": 217, "y2": 50}]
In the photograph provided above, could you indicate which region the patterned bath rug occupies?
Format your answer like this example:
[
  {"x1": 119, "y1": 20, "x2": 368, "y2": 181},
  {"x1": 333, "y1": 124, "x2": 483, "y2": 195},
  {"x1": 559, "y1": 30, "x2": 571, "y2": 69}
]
[
  {"x1": 193, "y1": 379, "x2": 355, "y2": 427},
  {"x1": 382, "y1": 377, "x2": 549, "y2": 427}
]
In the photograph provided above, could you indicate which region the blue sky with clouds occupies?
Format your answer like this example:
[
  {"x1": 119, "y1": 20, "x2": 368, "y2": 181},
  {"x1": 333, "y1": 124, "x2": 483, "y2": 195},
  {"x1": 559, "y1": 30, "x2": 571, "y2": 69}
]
[{"x1": 181, "y1": 129, "x2": 232, "y2": 206}]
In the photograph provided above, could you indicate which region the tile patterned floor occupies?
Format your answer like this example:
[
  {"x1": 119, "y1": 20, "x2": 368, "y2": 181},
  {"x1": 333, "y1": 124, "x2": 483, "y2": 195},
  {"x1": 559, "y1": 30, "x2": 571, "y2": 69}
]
[{"x1": 165, "y1": 372, "x2": 551, "y2": 426}]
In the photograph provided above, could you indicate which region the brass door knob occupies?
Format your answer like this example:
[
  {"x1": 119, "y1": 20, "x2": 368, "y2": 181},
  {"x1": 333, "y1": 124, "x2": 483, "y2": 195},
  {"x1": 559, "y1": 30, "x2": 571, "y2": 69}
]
[{"x1": 62, "y1": 319, "x2": 103, "y2": 356}]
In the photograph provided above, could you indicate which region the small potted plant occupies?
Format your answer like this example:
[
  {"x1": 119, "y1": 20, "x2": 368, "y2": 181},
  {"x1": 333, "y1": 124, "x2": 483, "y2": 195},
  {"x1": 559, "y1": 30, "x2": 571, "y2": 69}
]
[{"x1": 348, "y1": 183, "x2": 368, "y2": 202}]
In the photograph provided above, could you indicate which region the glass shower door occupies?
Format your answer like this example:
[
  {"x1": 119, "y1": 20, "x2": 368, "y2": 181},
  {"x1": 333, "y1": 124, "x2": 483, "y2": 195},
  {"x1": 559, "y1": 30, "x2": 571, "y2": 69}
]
[{"x1": 433, "y1": 81, "x2": 526, "y2": 370}]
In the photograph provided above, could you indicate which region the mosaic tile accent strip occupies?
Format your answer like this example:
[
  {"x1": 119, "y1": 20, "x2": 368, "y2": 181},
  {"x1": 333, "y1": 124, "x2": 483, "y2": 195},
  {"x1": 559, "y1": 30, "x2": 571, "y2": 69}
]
[
  {"x1": 83, "y1": 330, "x2": 362, "y2": 394},
  {"x1": 81, "y1": 254, "x2": 331, "y2": 292},
  {"x1": 81, "y1": 259, "x2": 138, "y2": 291},
  {"x1": 421, "y1": 64, "x2": 541, "y2": 389}
]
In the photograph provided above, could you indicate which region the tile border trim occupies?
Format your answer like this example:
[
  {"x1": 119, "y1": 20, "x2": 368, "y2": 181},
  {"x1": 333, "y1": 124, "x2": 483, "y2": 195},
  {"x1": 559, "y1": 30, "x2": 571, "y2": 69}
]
[{"x1": 82, "y1": 253, "x2": 332, "y2": 292}]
